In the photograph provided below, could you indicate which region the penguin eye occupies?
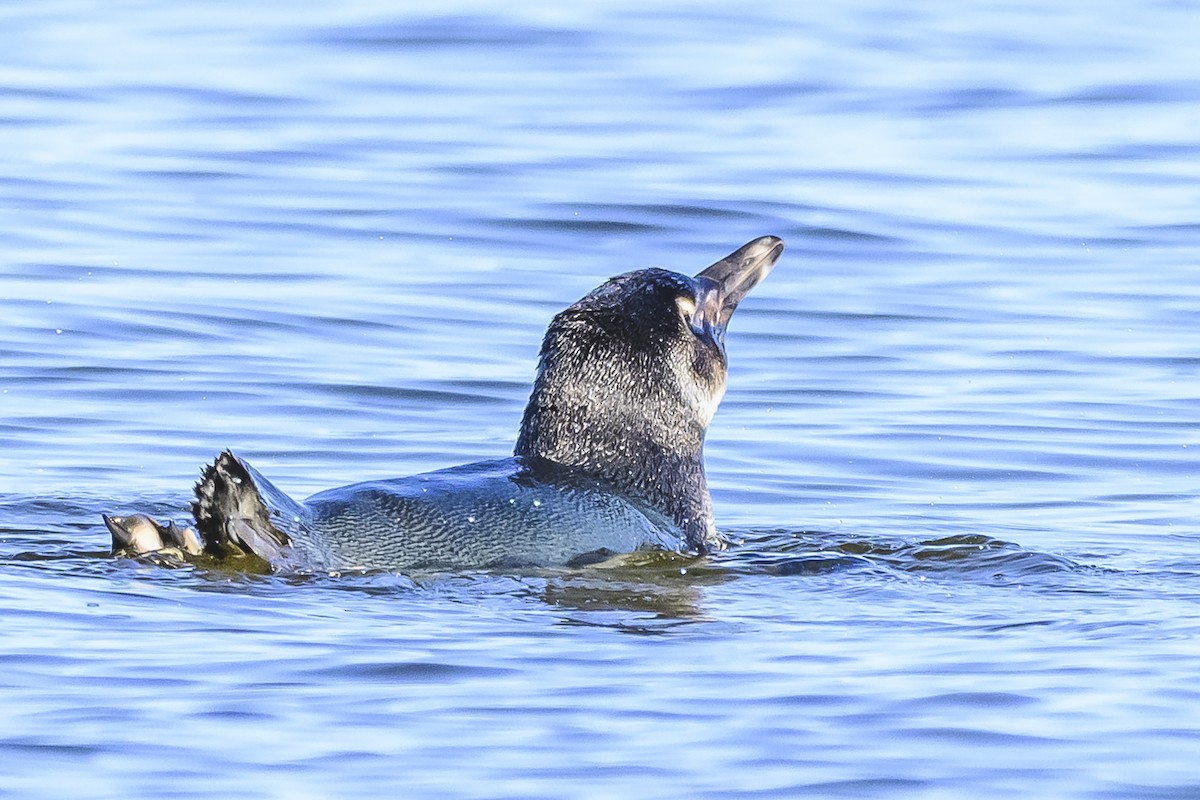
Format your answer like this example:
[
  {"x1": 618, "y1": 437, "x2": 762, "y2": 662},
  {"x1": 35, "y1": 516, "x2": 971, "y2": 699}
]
[{"x1": 675, "y1": 294, "x2": 697, "y2": 322}]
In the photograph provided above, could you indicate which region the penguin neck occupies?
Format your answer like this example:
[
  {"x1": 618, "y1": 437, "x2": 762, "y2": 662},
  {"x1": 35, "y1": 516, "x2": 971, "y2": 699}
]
[{"x1": 514, "y1": 400, "x2": 718, "y2": 551}]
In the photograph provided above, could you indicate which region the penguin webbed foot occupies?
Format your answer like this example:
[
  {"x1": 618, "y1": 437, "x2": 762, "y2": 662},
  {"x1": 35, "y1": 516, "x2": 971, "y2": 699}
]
[{"x1": 103, "y1": 513, "x2": 202, "y2": 563}]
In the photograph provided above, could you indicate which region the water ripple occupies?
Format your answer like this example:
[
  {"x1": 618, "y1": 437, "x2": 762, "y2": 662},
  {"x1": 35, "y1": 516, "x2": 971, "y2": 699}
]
[{"x1": 3, "y1": 2, "x2": 1200, "y2": 798}]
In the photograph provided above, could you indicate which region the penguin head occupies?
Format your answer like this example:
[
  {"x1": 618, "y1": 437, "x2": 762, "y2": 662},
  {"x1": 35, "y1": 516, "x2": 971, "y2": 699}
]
[{"x1": 515, "y1": 236, "x2": 783, "y2": 547}]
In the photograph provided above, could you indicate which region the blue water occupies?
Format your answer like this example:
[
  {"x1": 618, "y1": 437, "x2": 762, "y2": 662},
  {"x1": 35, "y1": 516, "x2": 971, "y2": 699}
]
[{"x1": 2, "y1": 2, "x2": 1199, "y2": 797}]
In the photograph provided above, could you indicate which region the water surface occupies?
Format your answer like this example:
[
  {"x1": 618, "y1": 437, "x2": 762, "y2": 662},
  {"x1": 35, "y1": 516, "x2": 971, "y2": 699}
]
[{"x1": 2, "y1": 2, "x2": 1198, "y2": 798}]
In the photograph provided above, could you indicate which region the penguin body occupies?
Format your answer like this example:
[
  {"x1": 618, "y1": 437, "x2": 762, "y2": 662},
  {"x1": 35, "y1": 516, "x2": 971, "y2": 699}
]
[{"x1": 109, "y1": 236, "x2": 784, "y2": 573}]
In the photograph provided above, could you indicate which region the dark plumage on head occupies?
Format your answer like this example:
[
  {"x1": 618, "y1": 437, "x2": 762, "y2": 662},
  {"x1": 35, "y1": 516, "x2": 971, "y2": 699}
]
[{"x1": 515, "y1": 236, "x2": 783, "y2": 551}]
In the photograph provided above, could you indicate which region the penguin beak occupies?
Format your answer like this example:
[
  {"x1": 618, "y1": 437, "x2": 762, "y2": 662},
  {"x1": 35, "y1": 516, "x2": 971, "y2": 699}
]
[{"x1": 692, "y1": 235, "x2": 784, "y2": 348}]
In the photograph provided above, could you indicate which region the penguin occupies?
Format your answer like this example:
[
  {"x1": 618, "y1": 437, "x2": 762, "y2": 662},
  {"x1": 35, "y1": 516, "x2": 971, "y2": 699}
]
[{"x1": 114, "y1": 236, "x2": 783, "y2": 572}]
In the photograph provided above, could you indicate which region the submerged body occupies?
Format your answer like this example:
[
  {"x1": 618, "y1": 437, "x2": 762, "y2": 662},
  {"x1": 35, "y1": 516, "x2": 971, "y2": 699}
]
[
  {"x1": 193, "y1": 453, "x2": 683, "y2": 572},
  {"x1": 107, "y1": 236, "x2": 785, "y2": 573}
]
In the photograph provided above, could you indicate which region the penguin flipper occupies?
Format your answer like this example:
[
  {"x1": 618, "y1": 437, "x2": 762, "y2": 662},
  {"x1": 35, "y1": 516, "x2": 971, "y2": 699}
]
[{"x1": 192, "y1": 450, "x2": 302, "y2": 565}]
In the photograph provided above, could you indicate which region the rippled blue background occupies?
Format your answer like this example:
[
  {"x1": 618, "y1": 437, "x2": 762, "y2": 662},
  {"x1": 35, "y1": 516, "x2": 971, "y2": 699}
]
[{"x1": 2, "y1": 2, "x2": 1198, "y2": 798}]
